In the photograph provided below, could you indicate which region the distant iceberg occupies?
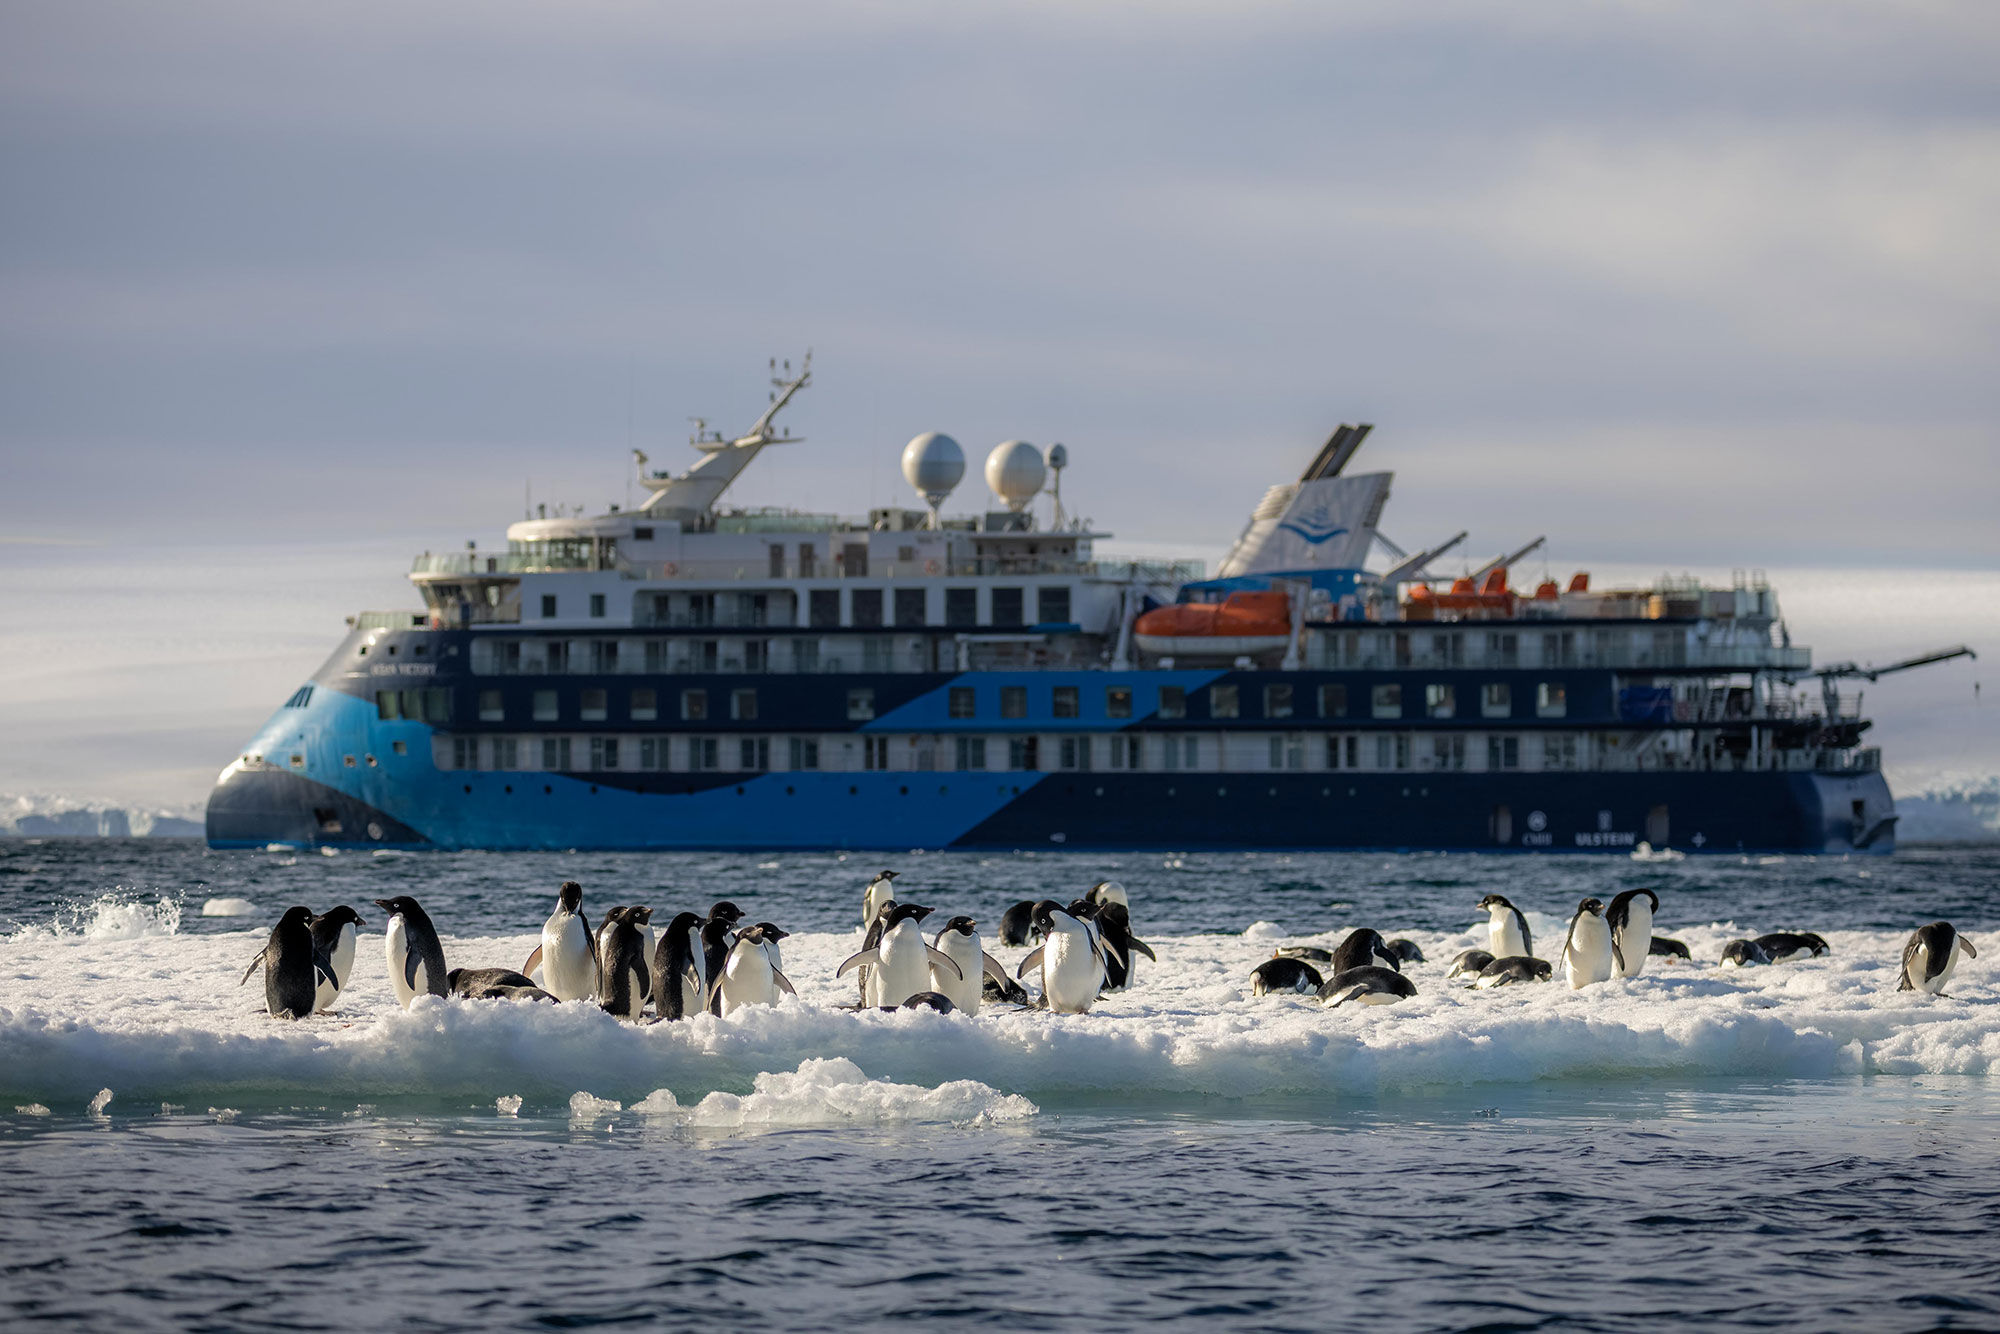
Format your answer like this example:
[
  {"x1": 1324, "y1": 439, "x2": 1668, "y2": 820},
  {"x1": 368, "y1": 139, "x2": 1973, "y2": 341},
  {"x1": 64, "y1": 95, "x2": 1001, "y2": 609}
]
[
  {"x1": 1894, "y1": 775, "x2": 2000, "y2": 843},
  {"x1": 0, "y1": 793, "x2": 203, "y2": 839}
]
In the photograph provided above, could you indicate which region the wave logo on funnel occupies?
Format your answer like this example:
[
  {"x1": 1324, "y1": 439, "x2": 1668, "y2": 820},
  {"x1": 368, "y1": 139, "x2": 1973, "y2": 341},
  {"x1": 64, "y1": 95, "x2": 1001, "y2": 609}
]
[{"x1": 1278, "y1": 501, "x2": 1349, "y2": 546}]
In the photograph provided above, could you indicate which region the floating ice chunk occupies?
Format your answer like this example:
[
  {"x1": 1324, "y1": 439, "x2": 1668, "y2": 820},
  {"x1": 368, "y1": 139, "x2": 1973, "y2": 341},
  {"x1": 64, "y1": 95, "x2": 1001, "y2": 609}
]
[
  {"x1": 659, "y1": 1058, "x2": 1038, "y2": 1129},
  {"x1": 568, "y1": 1092, "x2": 621, "y2": 1118},
  {"x1": 319, "y1": 847, "x2": 340, "y2": 857},
  {"x1": 200, "y1": 898, "x2": 257, "y2": 918},
  {"x1": 1241, "y1": 921, "x2": 1285, "y2": 940},
  {"x1": 15, "y1": 1104, "x2": 51, "y2": 1116},
  {"x1": 210, "y1": 1108, "x2": 239, "y2": 1122},
  {"x1": 633, "y1": 1089, "x2": 681, "y2": 1115},
  {"x1": 87, "y1": 1088, "x2": 112, "y2": 1115},
  {"x1": 495, "y1": 1095, "x2": 523, "y2": 1116}
]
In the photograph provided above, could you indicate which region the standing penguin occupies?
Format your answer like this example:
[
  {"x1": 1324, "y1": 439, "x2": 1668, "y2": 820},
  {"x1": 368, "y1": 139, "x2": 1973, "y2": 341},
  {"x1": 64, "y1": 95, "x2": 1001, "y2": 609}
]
[
  {"x1": 700, "y1": 916, "x2": 738, "y2": 1016},
  {"x1": 651, "y1": 910, "x2": 708, "y2": 1021},
  {"x1": 1898, "y1": 922, "x2": 1977, "y2": 996},
  {"x1": 930, "y1": 916, "x2": 1010, "y2": 1013},
  {"x1": 307, "y1": 904, "x2": 365, "y2": 1012},
  {"x1": 862, "y1": 870, "x2": 899, "y2": 928},
  {"x1": 1015, "y1": 900, "x2": 1108, "y2": 1014},
  {"x1": 374, "y1": 895, "x2": 449, "y2": 1009},
  {"x1": 1086, "y1": 880, "x2": 1129, "y2": 912},
  {"x1": 1093, "y1": 903, "x2": 1156, "y2": 991},
  {"x1": 1606, "y1": 888, "x2": 1659, "y2": 979},
  {"x1": 716, "y1": 925, "x2": 797, "y2": 1015},
  {"x1": 1478, "y1": 894, "x2": 1534, "y2": 959},
  {"x1": 1561, "y1": 898, "x2": 1615, "y2": 990},
  {"x1": 522, "y1": 881, "x2": 598, "y2": 1002},
  {"x1": 597, "y1": 907, "x2": 652, "y2": 1022},
  {"x1": 751, "y1": 922, "x2": 788, "y2": 976},
  {"x1": 840, "y1": 903, "x2": 961, "y2": 1007},
  {"x1": 239, "y1": 905, "x2": 325, "y2": 1020},
  {"x1": 853, "y1": 899, "x2": 897, "y2": 1006}
]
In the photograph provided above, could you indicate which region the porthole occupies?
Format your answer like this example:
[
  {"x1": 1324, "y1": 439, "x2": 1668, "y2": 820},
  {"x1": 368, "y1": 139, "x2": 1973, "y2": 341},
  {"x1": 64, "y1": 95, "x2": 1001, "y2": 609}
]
[
  {"x1": 1321, "y1": 787, "x2": 1330, "y2": 797},
  {"x1": 786, "y1": 786, "x2": 795, "y2": 796},
  {"x1": 735, "y1": 786, "x2": 745, "y2": 796},
  {"x1": 344, "y1": 755, "x2": 356, "y2": 768},
  {"x1": 1167, "y1": 787, "x2": 1176, "y2": 797},
  {"x1": 899, "y1": 786, "x2": 909, "y2": 796},
  {"x1": 849, "y1": 785, "x2": 859, "y2": 795},
  {"x1": 366, "y1": 754, "x2": 378, "y2": 767},
  {"x1": 1094, "y1": 787, "x2": 1104, "y2": 797},
  {"x1": 590, "y1": 785, "x2": 599, "y2": 794},
  {"x1": 504, "y1": 785, "x2": 513, "y2": 794},
  {"x1": 367, "y1": 822, "x2": 383, "y2": 839},
  {"x1": 1217, "y1": 786, "x2": 1227, "y2": 797},
  {"x1": 1268, "y1": 787, "x2": 1277, "y2": 797},
  {"x1": 543, "y1": 784, "x2": 553, "y2": 795},
  {"x1": 938, "y1": 786, "x2": 948, "y2": 795},
  {"x1": 462, "y1": 784, "x2": 471, "y2": 794}
]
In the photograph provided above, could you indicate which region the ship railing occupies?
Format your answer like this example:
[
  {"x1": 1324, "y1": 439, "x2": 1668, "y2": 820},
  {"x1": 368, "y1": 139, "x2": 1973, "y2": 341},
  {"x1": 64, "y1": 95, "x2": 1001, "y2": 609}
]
[
  {"x1": 348, "y1": 610, "x2": 432, "y2": 632},
  {"x1": 1309, "y1": 640, "x2": 1811, "y2": 673},
  {"x1": 615, "y1": 557, "x2": 1203, "y2": 583},
  {"x1": 411, "y1": 551, "x2": 603, "y2": 577}
]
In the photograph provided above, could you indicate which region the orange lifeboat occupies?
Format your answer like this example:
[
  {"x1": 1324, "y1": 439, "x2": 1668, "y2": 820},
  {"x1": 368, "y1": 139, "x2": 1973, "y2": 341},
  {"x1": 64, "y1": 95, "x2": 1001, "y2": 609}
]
[{"x1": 1133, "y1": 590, "x2": 1291, "y2": 658}]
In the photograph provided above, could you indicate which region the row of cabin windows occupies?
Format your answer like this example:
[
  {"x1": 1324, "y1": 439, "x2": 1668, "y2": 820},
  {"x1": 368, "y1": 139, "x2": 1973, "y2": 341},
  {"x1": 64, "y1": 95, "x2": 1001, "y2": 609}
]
[
  {"x1": 537, "y1": 586, "x2": 1074, "y2": 627},
  {"x1": 441, "y1": 731, "x2": 1581, "y2": 774},
  {"x1": 469, "y1": 681, "x2": 1572, "y2": 725}
]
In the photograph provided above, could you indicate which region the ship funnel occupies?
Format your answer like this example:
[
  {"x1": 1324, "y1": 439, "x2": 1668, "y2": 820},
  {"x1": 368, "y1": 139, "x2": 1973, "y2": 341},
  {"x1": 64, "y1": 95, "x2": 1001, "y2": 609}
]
[{"x1": 901, "y1": 432, "x2": 964, "y2": 528}]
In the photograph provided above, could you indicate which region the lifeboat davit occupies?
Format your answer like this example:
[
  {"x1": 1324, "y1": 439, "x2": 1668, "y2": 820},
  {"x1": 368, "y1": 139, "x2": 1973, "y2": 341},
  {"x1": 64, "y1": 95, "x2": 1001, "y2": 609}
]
[{"x1": 1133, "y1": 591, "x2": 1291, "y2": 658}]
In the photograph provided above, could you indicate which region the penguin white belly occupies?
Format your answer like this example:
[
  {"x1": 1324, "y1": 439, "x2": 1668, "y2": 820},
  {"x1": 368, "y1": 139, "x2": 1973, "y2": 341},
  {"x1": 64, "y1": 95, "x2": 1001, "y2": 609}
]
[
  {"x1": 541, "y1": 913, "x2": 596, "y2": 1001},
  {"x1": 1613, "y1": 902, "x2": 1653, "y2": 978},
  {"x1": 316, "y1": 922, "x2": 356, "y2": 1011},
  {"x1": 874, "y1": 924, "x2": 930, "y2": 1006},
  {"x1": 384, "y1": 917, "x2": 426, "y2": 1009},
  {"x1": 1490, "y1": 914, "x2": 1528, "y2": 959},
  {"x1": 719, "y1": 948, "x2": 775, "y2": 1015},
  {"x1": 1042, "y1": 929, "x2": 1102, "y2": 1014},
  {"x1": 934, "y1": 936, "x2": 982, "y2": 1013},
  {"x1": 1566, "y1": 917, "x2": 1614, "y2": 989}
]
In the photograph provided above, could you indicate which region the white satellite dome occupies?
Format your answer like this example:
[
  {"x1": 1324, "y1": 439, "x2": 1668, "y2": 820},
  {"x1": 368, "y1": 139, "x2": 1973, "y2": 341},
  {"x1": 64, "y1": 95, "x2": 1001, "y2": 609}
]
[
  {"x1": 985, "y1": 440, "x2": 1045, "y2": 512},
  {"x1": 901, "y1": 432, "x2": 964, "y2": 516}
]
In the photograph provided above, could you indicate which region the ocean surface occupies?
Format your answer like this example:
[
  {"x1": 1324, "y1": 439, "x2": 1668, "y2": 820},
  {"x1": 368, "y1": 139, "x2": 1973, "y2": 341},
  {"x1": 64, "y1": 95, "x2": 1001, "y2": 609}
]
[{"x1": 3, "y1": 840, "x2": 1997, "y2": 1332}]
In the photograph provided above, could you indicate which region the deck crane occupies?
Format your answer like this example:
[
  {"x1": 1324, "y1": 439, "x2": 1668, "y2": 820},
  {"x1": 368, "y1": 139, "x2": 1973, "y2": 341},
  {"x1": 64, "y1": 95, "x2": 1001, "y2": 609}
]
[{"x1": 1797, "y1": 646, "x2": 1977, "y2": 720}]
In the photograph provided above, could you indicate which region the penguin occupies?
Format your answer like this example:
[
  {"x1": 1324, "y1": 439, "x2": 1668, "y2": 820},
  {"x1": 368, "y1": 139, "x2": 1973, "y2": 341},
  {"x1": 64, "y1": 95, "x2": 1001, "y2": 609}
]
[
  {"x1": 839, "y1": 903, "x2": 962, "y2": 1008},
  {"x1": 853, "y1": 898, "x2": 897, "y2": 1006},
  {"x1": 1606, "y1": 888, "x2": 1659, "y2": 979},
  {"x1": 1013, "y1": 900, "x2": 1108, "y2": 1014},
  {"x1": 1273, "y1": 945, "x2": 1336, "y2": 965},
  {"x1": 1475, "y1": 956, "x2": 1553, "y2": 988},
  {"x1": 374, "y1": 895, "x2": 449, "y2": 1009},
  {"x1": 651, "y1": 910, "x2": 708, "y2": 1021},
  {"x1": 1446, "y1": 947, "x2": 1495, "y2": 981},
  {"x1": 597, "y1": 907, "x2": 651, "y2": 1022},
  {"x1": 1754, "y1": 932, "x2": 1830, "y2": 962},
  {"x1": 307, "y1": 904, "x2": 365, "y2": 1012},
  {"x1": 1065, "y1": 897, "x2": 1108, "y2": 956},
  {"x1": 447, "y1": 968, "x2": 557, "y2": 1002},
  {"x1": 1649, "y1": 936, "x2": 1693, "y2": 964},
  {"x1": 1332, "y1": 928, "x2": 1401, "y2": 974},
  {"x1": 1318, "y1": 966, "x2": 1418, "y2": 1008},
  {"x1": 700, "y1": 917, "x2": 738, "y2": 1015},
  {"x1": 930, "y1": 915, "x2": 1011, "y2": 1014},
  {"x1": 1093, "y1": 902, "x2": 1155, "y2": 991},
  {"x1": 901, "y1": 992, "x2": 956, "y2": 1014},
  {"x1": 715, "y1": 925, "x2": 797, "y2": 1015},
  {"x1": 1086, "y1": 880, "x2": 1129, "y2": 912},
  {"x1": 1898, "y1": 922, "x2": 1977, "y2": 996},
  {"x1": 521, "y1": 881, "x2": 598, "y2": 1002},
  {"x1": 1560, "y1": 898, "x2": 1615, "y2": 990},
  {"x1": 708, "y1": 901, "x2": 746, "y2": 928},
  {"x1": 1251, "y1": 957, "x2": 1323, "y2": 996},
  {"x1": 1386, "y1": 938, "x2": 1426, "y2": 965},
  {"x1": 751, "y1": 922, "x2": 788, "y2": 976},
  {"x1": 862, "y1": 870, "x2": 899, "y2": 928},
  {"x1": 239, "y1": 905, "x2": 324, "y2": 1020},
  {"x1": 1478, "y1": 894, "x2": 1533, "y2": 960},
  {"x1": 998, "y1": 900, "x2": 1041, "y2": 948},
  {"x1": 1720, "y1": 939, "x2": 1770, "y2": 968}
]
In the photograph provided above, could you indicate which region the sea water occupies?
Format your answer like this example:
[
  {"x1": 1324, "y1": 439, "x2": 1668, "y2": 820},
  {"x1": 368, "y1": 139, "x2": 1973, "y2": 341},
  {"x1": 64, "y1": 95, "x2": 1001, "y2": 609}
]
[{"x1": 2, "y1": 841, "x2": 1996, "y2": 1331}]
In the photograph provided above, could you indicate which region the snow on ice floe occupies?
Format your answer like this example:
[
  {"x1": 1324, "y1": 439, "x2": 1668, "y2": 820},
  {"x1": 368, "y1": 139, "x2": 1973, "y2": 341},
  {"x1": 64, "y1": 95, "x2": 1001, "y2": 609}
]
[
  {"x1": 200, "y1": 898, "x2": 258, "y2": 918},
  {"x1": 0, "y1": 918, "x2": 1993, "y2": 1106},
  {"x1": 632, "y1": 1058, "x2": 1037, "y2": 1128}
]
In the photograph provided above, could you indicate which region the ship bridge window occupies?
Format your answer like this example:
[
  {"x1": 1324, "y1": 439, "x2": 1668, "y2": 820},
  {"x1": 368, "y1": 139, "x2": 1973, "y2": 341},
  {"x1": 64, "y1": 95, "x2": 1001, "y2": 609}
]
[
  {"x1": 1426, "y1": 684, "x2": 1456, "y2": 719},
  {"x1": 809, "y1": 589, "x2": 840, "y2": 629},
  {"x1": 1108, "y1": 735, "x2": 1140, "y2": 769},
  {"x1": 1159, "y1": 736, "x2": 1197, "y2": 770},
  {"x1": 991, "y1": 587, "x2": 1024, "y2": 627},
  {"x1": 1487, "y1": 632, "x2": 1519, "y2": 666},
  {"x1": 1537, "y1": 682, "x2": 1568, "y2": 718},
  {"x1": 1208, "y1": 684, "x2": 1239, "y2": 718},
  {"x1": 895, "y1": 588, "x2": 926, "y2": 628},
  {"x1": 847, "y1": 688, "x2": 875, "y2": 721},
  {"x1": 1059, "y1": 737, "x2": 1091, "y2": 770},
  {"x1": 955, "y1": 737, "x2": 987, "y2": 770},
  {"x1": 1431, "y1": 735, "x2": 1466, "y2": 770},
  {"x1": 1269, "y1": 735, "x2": 1305, "y2": 770},
  {"x1": 634, "y1": 526, "x2": 654, "y2": 541},
  {"x1": 580, "y1": 689, "x2": 608, "y2": 722},
  {"x1": 1158, "y1": 686, "x2": 1186, "y2": 720},
  {"x1": 945, "y1": 588, "x2": 977, "y2": 626},
  {"x1": 533, "y1": 690, "x2": 558, "y2": 721},
  {"x1": 1326, "y1": 735, "x2": 1358, "y2": 769},
  {"x1": 682, "y1": 689, "x2": 708, "y2": 721},
  {"x1": 1053, "y1": 686, "x2": 1079, "y2": 718},
  {"x1": 1038, "y1": 587, "x2": 1071, "y2": 624},
  {"x1": 740, "y1": 738, "x2": 769, "y2": 771},
  {"x1": 1482, "y1": 683, "x2": 1512, "y2": 717},
  {"x1": 284, "y1": 685, "x2": 314, "y2": 709},
  {"x1": 949, "y1": 687, "x2": 976, "y2": 719},
  {"x1": 732, "y1": 688, "x2": 758, "y2": 721},
  {"x1": 1376, "y1": 735, "x2": 1411, "y2": 769},
  {"x1": 1542, "y1": 734, "x2": 1578, "y2": 770},
  {"x1": 853, "y1": 589, "x2": 884, "y2": 628},
  {"x1": 1487, "y1": 736, "x2": 1520, "y2": 770},
  {"x1": 1371, "y1": 684, "x2": 1403, "y2": 719},
  {"x1": 692, "y1": 738, "x2": 719, "y2": 771},
  {"x1": 376, "y1": 688, "x2": 452, "y2": 723},
  {"x1": 1318, "y1": 684, "x2": 1347, "y2": 717},
  {"x1": 1008, "y1": 737, "x2": 1039, "y2": 770},
  {"x1": 1264, "y1": 684, "x2": 1293, "y2": 719},
  {"x1": 1000, "y1": 686, "x2": 1027, "y2": 719},
  {"x1": 789, "y1": 737, "x2": 820, "y2": 770},
  {"x1": 479, "y1": 690, "x2": 504, "y2": 721},
  {"x1": 630, "y1": 688, "x2": 657, "y2": 721},
  {"x1": 1106, "y1": 686, "x2": 1132, "y2": 719},
  {"x1": 541, "y1": 594, "x2": 557, "y2": 619}
]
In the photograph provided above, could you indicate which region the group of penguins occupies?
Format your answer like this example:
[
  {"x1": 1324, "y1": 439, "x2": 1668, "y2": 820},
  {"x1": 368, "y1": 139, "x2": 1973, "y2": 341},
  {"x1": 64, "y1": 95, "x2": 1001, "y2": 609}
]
[
  {"x1": 238, "y1": 870, "x2": 1157, "y2": 1022},
  {"x1": 1248, "y1": 889, "x2": 1981, "y2": 1005}
]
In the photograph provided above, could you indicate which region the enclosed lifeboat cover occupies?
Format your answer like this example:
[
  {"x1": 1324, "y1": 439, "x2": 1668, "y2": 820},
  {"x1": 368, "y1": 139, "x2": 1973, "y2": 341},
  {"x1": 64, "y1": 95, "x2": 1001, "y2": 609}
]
[{"x1": 1133, "y1": 590, "x2": 1291, "y2": 657}]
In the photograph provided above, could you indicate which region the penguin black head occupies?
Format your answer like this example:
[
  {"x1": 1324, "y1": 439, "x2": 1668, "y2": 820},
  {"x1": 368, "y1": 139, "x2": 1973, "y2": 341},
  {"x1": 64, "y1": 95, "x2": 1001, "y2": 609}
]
[
  {"x1": 557, "y1": 880, "x2": 583, "y2": 911},
  {"x1": 1029, "y1": 899, "x2": 1065, "y2": 933},
  {"x1": 373, "y1": 895, "x2": 423, "y2": 918},
  {"x1": 753, "y1": 922, "x2": 789, "y2": 941},
  {"x1": 1478, "y1": 894, "x2": 1514, "y2": 912},
  {"x1": 708, "y1": 901, "x2": 746, "y2": 924},
  {"x1": 665, "y1": 910, "x2": 703, "y2": 936},
  {"x1": 700, "y1": 917, "x2": 735, "y2": 943},
  {"x1": 278, "y1": 905, "x2": 314, "y2": 930},
  {"x1": 872, "y1": 869, "x2": 899, "y2": 882},
  {"x1": 600, "y1": 905, "x2": 630, "y2": 931},
  {"x1": 315, "y1": 904, "x2": 365, "y2": 929},
  {"x1": 941, "y1": 915, "x2": 978, "y2": 935},
  {"x1": 887, "y1": 903, "x2": 935, "y2": 927},
  {"x1": 1576, "y1": 897, "x2": 1605, "y2": 916},
  {"x1": 628, "y1": 905, "x2": 654, "y2": 925},
  {"x1": 1066, "y1": 897, "x2": 1101, "y2": 921}
]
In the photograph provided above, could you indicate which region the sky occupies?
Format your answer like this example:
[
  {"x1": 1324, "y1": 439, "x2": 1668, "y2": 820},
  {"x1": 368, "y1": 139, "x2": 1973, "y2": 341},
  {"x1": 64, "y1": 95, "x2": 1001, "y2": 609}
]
[{"x1": 1, "y1": 1, "x2": 1996, "y2": 809}]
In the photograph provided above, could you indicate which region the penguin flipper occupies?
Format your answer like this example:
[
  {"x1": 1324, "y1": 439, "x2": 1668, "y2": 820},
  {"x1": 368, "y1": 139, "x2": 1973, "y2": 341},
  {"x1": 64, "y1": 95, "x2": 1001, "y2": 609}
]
[
  {"x1": 404, "y1": 949, "x2": 423, "y2": 993},
  {"x1": 924, "y1": 946, "x2": 964, "y2": 982},
  {"x1": 1131, "y1": 938, "x2": 1158, "y2": 962},
  {"x1": 981, "y1": 953, "x2": 1012, "y2": 987},
  {"x1": 239, "y1": 948, "x2": 266, "y2": 986},
  {"x1": 523, "y1": 944, "x2": 544, "y2": 977},
  {"x1": 1963, "y1": 938, "x2": 1978, "y2": 958},
  {"x1": 1015, "y1": 947, "x2": 1045, "y2": 981},
  {"x1": 1610, "y1": 938, "x2": 1627, "y2": 975},
  {"x1": 1899, "y1": 937, "x2": 1922, "y2": 991},
  {"x1": 1326, "y1": 984, "x2": 1369, "y2": 1009},
  {"x1": 836, "y1": 949, "x2": 880, "y2": 979},
  {"x1": 772, "y1": 969, "x2": 796, "y2": 997}
]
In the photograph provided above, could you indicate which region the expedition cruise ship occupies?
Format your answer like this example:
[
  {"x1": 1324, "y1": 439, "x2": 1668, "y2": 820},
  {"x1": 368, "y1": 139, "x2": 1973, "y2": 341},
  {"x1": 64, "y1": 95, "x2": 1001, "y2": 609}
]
[{"x1": 206, "y1": 357, "x2": 1966, "y2": 853}]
